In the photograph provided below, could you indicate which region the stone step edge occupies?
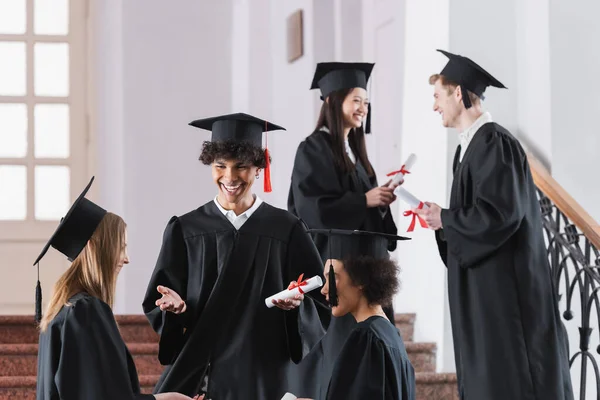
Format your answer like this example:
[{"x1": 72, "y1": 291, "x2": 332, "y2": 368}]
[
  {"x1": 0, "y1": 372, "x2": 456, "y2": 388},
  {"x1": 0, "y1": 342, "x2": 437, "y2": 355},
  {"x1": 0, "y1": 313, "x2": 417, "y2": 326}
]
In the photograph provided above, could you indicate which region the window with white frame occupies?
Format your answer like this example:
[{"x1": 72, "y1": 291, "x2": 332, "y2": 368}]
[{"x1": 0, "y1": 0, "x2": 88, "y2": 241}]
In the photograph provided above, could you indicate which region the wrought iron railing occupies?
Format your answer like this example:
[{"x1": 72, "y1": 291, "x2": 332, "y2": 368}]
[{"x1": 538, "y1": 188, "x2": 600, "y2": 399}]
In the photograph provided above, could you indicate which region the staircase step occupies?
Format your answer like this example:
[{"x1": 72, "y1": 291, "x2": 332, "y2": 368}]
[
  {"x1": 0, "y1": 339, "x2": 437, "y2": 376},
  {"x1": 0, "y1": 375, "x2": 162, "y2": 400},
  {"x1": 395, "y1": 313, "x2": 415, "y2": 342},
  {"x1": 416, "y1": 373, "x2": 459, "y2": 400},
  {"x1": 0, "y1": 343, "x2": 160, "y2": 377},
  {"x1": 0, "y1": 315, "x2": 159, "y2": 344},
  {"x1": 405, "y1": 342, "x2": 436, "y2": 373},
  {"x1": 0, "y1": 313, "x2": 414, "y2": 345},
  {"x1": 0, "y1": 373, "x2": 457, "y2": 399}
]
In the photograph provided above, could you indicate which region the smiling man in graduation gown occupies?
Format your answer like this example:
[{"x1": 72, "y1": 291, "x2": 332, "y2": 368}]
[
  {"x1": 413, "y1": 50, "x2": 573, "y2": 399},
  {"x1": 142, "y1": 113, "x2": 330, "y2": 400}
]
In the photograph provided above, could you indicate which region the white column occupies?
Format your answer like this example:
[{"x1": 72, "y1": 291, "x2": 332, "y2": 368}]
[
  {"x1": 231, "y1": 0, "x2": 250, "y2": 113},
  {"x1": 397, "y1": 0, "x2": 450, "y2": 372},
  {"x1": 91, "y1": 0, "x2": 127, "y2": 312},
  {"x1": 515, "y1": 0, "x2": 552, "y2": 168}
]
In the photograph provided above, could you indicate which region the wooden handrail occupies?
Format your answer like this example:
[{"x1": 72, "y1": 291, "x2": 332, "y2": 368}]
[{"x1": 527, "y1": 152, "x2": 600, "y2": 250}]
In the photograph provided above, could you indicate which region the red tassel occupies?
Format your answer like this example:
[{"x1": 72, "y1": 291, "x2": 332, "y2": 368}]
[{"x1": 264, "y1": 148, "x2": 272, "y2": 193}]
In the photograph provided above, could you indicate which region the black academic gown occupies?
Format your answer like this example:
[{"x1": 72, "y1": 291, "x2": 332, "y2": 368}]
[
  {"x1": 36, "y1": 293, "x2": 154, "y2": 400},
  {"x1": 287, "y1": 130, "x2": 398, "y2": 399},
  {"x1": 325, "y1": 315, "x2": 416, "y2": 400},
  {"x1": 435, "y1": 122, "x2": 574, "y2": 400},
  {"x1": 142, "y1": 201, "x2": 330, "y2": 400}
]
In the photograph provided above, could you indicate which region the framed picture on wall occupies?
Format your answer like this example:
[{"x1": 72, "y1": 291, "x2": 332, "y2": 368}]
[{"x1": 287, "y1": 9, "x2": 303, "y2": 63}]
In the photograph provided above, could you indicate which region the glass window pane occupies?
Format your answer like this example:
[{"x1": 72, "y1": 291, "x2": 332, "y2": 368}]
[
  {"x1": 35, "y1": 165, "x2": 69, "y2": 220},
  {"x1": 34, "y1": 0, "x2": 69, "y2": 35},
  {"x1": 0, "y1": 165, "x2": 27, "y2": 220},
  {"x1": 34, "y1": 43, "x2": 69, "y2": 97},
  {"x1": 0, "y1": 42, "x2": 26, "y2": 96},
  {"x1": 0, "y1": 104, "x2": 27, "y2": 158},
  {"x1": 35, "y1": 104, "x2": 69, "y2": 158},
  {"x1": 0, "y1": 0, "x2": 26, "y2": 34}
]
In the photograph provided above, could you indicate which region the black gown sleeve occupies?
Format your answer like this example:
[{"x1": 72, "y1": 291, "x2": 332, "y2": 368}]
[
  {"x1": 142, "y1": 216, "x2": 189, "y2": 364},
  {"x1": 440, "y1": 131, "x2": 527, "y2": 268},
  {"x1": 290, "y1": 137, "x2": 368, "y2": 229},
  {"x1": 284, "y1": 220, "x2": 332, "y2": 363},
  {"x1": 325, "y1": 327, "x2": 387, "y2": 399},
  {"x1": 435, "y1": 230, "x2": 448, "y2": 267},
  {"x1": 55, "y1": 297, "x2": 155, "y2": 400}
]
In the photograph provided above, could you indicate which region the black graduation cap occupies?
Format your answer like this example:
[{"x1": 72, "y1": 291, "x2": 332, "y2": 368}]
[
  {"x1": 308, "y1": 229, "x2": 410, "y2": 307},
  {"x1": 32, "y1": 176, "x2": 107, "y2": 323},
  {"x1": 436, "y1": 49, "x2": 507, "y2": 109},
  {"x1": 310, "y1": 62, "x2": 375, "y2": 133},
  {"x1": 189, "y1": 112, "x2": 286, "y2": 192}
]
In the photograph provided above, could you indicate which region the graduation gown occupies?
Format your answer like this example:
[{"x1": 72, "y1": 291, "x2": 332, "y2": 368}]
[
  {"x1": 325, "y1": 315, "x2": 416, "y2": 400},
  {"x1": 288, "y1": 130, "x2": 398, "y2": 256},
  {"x1": 142, "y1": 201, "x2": 330, "y2": 400},
  {"x1": 36, "y1": 293, "x2": 154, "y2": 400},
  {"x1": 286, "y1": 130, "x2": 398, "y2": 399},
  {"x1": 436, "y1": 122, "x2": 573, "y2": 400}
]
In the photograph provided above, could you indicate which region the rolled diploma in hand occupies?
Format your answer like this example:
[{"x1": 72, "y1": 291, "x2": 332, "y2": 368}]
[
  {"x1": 394, "y1": 186, "x2": 429, "y2": 209},
  {"x1": 265, "y1": 276, "x2": 323, "y2": 308},
  {"x1": 388, "y1": 153, "x2": 417, "y2": 187}
]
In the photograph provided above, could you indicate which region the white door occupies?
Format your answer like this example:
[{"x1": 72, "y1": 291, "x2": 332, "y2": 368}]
[
  {"x1": 0, "y1": 0, "x2": 91, "y2": 314},
  {"x1": 360, "y1": 0, "x2": 406, "y2": 187}
]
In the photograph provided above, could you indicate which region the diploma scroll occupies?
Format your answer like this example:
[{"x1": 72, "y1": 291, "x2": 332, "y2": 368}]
[
  {"x1": 394, "y1": 186, "x2": 429, "y2": 209},
  {"x1": 265, "y1": 275, "x2": 323, "y2": 308},
  {"x1": 387, "y1": 153, "x2": 417, "y2": 187},
  {"x1": 394, "y1": 187, "x2": 429, "y2": 232}
]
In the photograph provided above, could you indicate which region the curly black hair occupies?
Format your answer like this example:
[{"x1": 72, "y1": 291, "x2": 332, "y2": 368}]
[
  {"x1": 199, "y1": 140, "x2": 270, "y2": 168},
  {"x1": 342, "y1": 256, "x2": 400, "y2": 307}
]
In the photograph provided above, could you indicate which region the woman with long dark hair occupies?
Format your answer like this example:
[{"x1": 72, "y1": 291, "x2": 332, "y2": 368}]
[{"x1": 287, "y1": 62, "x2": 400, "y2": 399}]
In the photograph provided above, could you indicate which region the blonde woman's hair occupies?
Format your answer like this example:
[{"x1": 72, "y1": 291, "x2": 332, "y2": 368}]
[{"x1": 39, "y1": 212, "x2": 126, "y2": 331}]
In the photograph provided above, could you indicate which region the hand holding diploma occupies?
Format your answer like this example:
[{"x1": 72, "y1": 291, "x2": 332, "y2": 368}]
[
  {"x1": 394, "y1": 187, "x2": 443, "y2": 231},
  {"x1": 266, "y1": 274, "x2": 323, "y2": 310},
  {"x1": 413, "y1": 202, "x2": 443, "y2": 230},
  {"x1": 366, "y1": 185, "x2": 396, "y2": 208}
]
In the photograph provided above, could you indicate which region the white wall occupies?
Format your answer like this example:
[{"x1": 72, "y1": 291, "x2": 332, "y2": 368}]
[
  {"x1": 93, "y1": 0, "x2": 235, "y2": 313},
  {"x1": 549, "y1": 0, "x2": 600, "y2": 223},
  {"x1": 263, "y1": 0, "x2": 316, "y2": 209},
  {"x1": 396, "y1": 0, "x2": 451, "y2": 373}
]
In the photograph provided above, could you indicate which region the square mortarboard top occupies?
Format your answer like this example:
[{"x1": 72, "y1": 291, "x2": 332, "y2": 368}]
[
  {"x1": 308, "y1": 229, "x2": 410, "y2": 307},
  {"x1": 310, "y1": 62, "x2": 375, "y2": 100},
  {"x1": 32, "y1": 176, "x2": 107, "y2": 322},
  {"x1": 188, "y1": 112, "x2": 286, "y2": 193},
  {"x1": 188, "y1": 112, "x2": 286, "y2": 148},
  {"x1": 436, "y1": 49, "x2": 507, "y2": 109}
]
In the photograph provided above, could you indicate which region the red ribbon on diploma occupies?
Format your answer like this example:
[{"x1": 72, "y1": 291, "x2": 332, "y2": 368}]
[
  {"x1": 386, "y1": 164, "x2": 411, "y2": 177},
  {"x1": 288, "y1": 273, "x2": 308, "y2": 294},
  {"x1": 403, "y1": 202, "x2": 428, "y2": 232}
]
